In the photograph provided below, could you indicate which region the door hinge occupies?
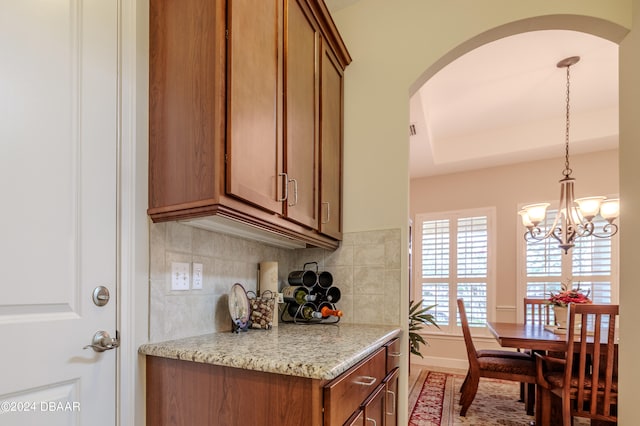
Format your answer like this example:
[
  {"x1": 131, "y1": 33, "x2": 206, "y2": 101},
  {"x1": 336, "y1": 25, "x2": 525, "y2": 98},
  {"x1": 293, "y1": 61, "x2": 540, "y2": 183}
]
[{"x1": 225, "y1": 29, "x2": 229, "y2": 40}]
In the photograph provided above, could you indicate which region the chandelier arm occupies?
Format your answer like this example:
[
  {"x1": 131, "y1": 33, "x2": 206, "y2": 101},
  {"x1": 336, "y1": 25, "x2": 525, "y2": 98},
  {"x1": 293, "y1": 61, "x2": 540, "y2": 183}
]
[
  {"x1": 575, "y1": 220, "x2": 595, "y2": 238},
  {"x1": 589, "y1": 223, "x2": 619, "y2": 238},
  {"x1": 528, "y1": 211, "x2": 564, "y2": 242}
]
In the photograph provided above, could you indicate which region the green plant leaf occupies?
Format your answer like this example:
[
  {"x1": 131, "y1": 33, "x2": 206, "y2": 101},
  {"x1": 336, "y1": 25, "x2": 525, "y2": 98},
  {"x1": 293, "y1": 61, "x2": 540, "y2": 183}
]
[{"x1": 408, "y1": 300, "x2": 440, "y2": 358}]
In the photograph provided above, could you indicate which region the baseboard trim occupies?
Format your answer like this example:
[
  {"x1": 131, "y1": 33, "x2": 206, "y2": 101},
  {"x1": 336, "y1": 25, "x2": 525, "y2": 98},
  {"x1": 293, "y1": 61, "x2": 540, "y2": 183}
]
[{"x1": 411, "y1": 355, "x2": 469, "y2": 371}]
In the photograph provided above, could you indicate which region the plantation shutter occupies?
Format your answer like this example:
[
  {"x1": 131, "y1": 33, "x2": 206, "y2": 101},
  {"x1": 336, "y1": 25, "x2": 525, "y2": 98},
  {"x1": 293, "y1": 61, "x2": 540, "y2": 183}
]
[
  {"x1": 456, "y1": 216, "x2": 488, "y2": 327},
  {"x1": 525, "y1": 211, "x2": 562, "y2": 298},
  {"x1": 420, "y1": 219, "x2": 451, "y2": 326},
  {"x1": 571, "y1": 216, "x2": 612, "y2": 303},
  {"x1": 417, "y1": 210, "x2": 492, "y2": 331}
]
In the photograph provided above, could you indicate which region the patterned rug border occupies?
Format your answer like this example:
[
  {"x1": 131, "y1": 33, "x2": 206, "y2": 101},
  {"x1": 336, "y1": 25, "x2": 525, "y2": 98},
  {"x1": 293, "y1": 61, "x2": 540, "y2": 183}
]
[{"x1": 409, "y1": 371, "x2": 449, "y2": 425}]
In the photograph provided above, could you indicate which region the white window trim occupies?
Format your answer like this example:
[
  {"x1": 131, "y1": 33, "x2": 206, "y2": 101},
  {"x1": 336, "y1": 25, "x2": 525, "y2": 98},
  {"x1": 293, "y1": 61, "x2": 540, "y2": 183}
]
[
  {"x1": 413, "y1": 206, "x2": 496, "y2": 337},
  {"x1": 516, "y1": 200, "x2": 620, "y2": 323}
]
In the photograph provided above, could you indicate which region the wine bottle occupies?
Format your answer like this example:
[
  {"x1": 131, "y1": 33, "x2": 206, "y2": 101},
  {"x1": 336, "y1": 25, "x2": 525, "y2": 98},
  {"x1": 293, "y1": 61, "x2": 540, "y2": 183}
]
[
  {"x1": 287, "y1": 302, "x2": 323, "y2": 320},
  {"x1": 282, "y1": 286, "x2": 317, "y2": 305},
  {"x1": 318, "y1": 302, "x2": 343, "y2": 318}
]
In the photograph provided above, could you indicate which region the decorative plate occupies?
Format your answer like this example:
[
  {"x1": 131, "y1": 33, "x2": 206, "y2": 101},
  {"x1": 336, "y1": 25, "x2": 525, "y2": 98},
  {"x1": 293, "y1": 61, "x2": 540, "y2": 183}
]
[{"x1": 228, "y1": 283, "x2": 250, "y2": 332}]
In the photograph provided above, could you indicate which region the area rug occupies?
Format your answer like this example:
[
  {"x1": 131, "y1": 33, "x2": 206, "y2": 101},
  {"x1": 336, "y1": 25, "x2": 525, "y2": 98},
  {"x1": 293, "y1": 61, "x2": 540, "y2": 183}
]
[
  {"x1": 409, "y1": 370, "x2": 591, "y2": 426},
  {"x1": 409, "y1": 370, "x2": 534, "y2": 425}
]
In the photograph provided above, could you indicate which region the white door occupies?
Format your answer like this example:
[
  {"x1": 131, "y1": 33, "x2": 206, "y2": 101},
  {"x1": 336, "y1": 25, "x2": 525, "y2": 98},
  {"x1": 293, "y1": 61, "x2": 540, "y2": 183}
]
[{"x1": 0, "y1": 1, "x2": 118, "y2": 425}]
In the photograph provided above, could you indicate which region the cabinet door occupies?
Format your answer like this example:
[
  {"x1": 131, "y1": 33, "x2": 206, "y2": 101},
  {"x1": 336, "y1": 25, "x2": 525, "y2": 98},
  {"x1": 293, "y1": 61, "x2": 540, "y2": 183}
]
[
  {"x1": 319, "y1": 42, "x2": 344, "y2": 239},
  {"x1": 362, "y1": 384, "x2": 386, "y2": 426},
  {"x1": 344, "y1": 410, "x2": 365, "y2": 426},
  {"x1": 148, "y1": 0, "x2": 226, "y2": 212},
  {"x1": 284, "y1": 0, "x2": 319, "y2": 229},
  {"x1": 385, "y1": 369, "x2": 400, "y2": 426},
  {"x1": 227, "y1": 0, "x2": 283, "y2": 214}
]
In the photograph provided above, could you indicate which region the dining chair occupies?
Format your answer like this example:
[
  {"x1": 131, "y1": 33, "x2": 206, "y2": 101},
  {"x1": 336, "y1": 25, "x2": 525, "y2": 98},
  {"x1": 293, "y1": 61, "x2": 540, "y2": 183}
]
[
  {"x1": 535, "y1": 303, "x2": 618, "y2": 425},
  {"x1": 524, "y1": 297, "x2": 553, "y2": 326},
  {"x1": 457, "y1": 298, "x2": 537, "y2": 416},
  {"x1": 519, "y1": 297, "x2": 553, "y2": 414}
]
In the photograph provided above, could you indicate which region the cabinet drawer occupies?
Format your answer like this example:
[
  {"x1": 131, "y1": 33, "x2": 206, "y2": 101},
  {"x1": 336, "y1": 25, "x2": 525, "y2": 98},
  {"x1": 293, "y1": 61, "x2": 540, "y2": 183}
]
[
  {"x1": 323, "y1": 348, "x2": 386, "y2": 426},
  {"x1": 384, "y1": 338, "x2": 402, "y2": 373}
]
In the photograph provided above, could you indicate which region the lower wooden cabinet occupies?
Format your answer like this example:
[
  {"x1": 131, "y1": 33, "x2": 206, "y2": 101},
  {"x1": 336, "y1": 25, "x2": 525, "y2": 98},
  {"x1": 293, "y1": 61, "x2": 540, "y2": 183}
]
[
  {"x1": 145, "y1": 336, "x2": 401, "y2": 426},
  {"x1": 145, "y1": 356, "x2": 325, "y2": 426},
  {"x1": 323, "y1": 341, "x2": 401, "y2": 426},
  {"x1": 323, "y1": 348, "x2": 386, "y2": 425}
]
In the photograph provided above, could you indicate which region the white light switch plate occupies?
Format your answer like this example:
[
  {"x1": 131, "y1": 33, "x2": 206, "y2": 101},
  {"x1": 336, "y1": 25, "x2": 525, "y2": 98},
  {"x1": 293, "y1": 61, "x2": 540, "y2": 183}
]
[
  {"x1": 192, "y1": 263, "x2": 203, "y2": 289},
  {"x1": 171, "y1": 262, "x2": 190, "y2": 291}
]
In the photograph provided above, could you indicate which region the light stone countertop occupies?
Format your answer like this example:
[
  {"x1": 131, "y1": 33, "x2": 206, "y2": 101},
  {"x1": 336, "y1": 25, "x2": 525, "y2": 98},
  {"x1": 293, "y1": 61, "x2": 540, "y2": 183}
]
[{"x1": 138, "y1": 323, "x2": 401, "y2": 380}]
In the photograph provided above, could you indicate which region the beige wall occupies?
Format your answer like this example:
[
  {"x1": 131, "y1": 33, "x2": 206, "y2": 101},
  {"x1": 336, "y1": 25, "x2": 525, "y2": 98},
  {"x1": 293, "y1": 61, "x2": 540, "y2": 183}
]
[
  {"x1": 331, "y1": 1, "x2": 632, "y2": 423},
  {"x1": 618, "y1": 0, "x2": 640, "y2": 422},
  {"x1": 409, "y1": 149, "x2": 619, "y2": 366}
]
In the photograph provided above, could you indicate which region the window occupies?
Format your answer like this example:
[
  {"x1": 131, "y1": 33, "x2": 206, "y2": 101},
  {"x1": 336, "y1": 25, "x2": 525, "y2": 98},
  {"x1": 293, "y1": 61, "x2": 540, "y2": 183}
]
[
  {"x1": 415, "y1": 208, "x2": 495, "y2": 333},
  {"x1": 519, "y1": 208, "x2": 618, "y2": 316}
]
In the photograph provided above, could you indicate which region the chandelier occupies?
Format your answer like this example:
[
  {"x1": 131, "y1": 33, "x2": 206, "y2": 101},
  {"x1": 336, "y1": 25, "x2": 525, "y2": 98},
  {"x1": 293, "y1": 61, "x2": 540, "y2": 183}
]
[{"x1": 518, "y1": 56, "x2": 619, "y2": 254}]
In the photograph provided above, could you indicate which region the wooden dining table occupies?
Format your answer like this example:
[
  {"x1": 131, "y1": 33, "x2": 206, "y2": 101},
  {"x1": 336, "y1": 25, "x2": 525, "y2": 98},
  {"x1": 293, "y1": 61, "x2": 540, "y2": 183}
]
[
  {"x1": 486, "y1": 321, "x2": 617, "y2": 351},
  {"x1": 487, "y1": 321, "x2": 572, "y2": 351},
  {"x1": 486, "y1": 321, "x2": 617, "y2": 426}
]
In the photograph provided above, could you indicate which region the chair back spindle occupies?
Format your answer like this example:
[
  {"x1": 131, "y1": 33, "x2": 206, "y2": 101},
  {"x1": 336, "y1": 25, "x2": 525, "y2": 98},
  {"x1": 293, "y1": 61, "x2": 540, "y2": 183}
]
[{"x1": 523, "y1": 297, "x2": 552, "y2": 325}]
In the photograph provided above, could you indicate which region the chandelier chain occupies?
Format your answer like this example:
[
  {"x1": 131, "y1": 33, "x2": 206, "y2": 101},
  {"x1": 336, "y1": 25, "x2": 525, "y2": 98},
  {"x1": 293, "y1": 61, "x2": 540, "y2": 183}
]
[{"x1": 563, "y1": 64, "x2": 572, "y2": 178}]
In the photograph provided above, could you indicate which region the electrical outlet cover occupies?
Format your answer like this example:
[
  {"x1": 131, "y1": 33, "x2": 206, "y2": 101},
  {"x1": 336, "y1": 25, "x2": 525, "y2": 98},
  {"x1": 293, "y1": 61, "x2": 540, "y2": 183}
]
[{"x1": 171, "y1": 262, "x2": 190, "y2": 291}]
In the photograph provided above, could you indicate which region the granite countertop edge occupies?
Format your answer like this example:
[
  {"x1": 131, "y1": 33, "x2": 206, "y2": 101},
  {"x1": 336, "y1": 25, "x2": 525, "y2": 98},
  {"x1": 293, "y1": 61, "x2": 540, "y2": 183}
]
[{"x1": 139, "y1": 324, "x2": 402, "y2": 380}]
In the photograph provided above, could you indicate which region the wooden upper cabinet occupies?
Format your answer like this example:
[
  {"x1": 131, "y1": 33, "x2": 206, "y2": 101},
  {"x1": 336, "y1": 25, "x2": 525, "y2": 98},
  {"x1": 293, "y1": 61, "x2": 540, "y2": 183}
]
[
  {"x1": 284, "y1": 0, "x2": 320, "y2": 229},
  {"x1": 319, "y1": 42, "x2": 344, "y2": 239},
  {"x1": 226, "y1": 0, "x2": 283, "y2": 215},
  {"x1": 148, "y1": 0, "x2": 350, "y2": 249},
  {"x1": 148, "y1": 0, "x2": 226, "y2": 213}
]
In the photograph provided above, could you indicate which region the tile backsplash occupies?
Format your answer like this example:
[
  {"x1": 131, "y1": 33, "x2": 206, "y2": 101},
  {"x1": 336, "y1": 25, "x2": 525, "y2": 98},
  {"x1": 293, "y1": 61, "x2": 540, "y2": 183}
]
[{"x1": 149, "y1": 222, "x2": 402, "y2": 341}]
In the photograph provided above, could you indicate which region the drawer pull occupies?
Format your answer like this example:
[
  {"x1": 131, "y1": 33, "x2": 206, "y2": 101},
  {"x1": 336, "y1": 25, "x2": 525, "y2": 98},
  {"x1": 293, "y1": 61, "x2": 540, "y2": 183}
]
[
  {"x1": 353, "y1": 376, "x2": 377, "y2": 386},
  {"x1": 386, "y1": 389, "x2": 396, "y2": 415},
  {"x1": 366, "y1": 418, "x2": 377, "y2": 426},
  {"x1": 389, "y1": 351, "x2": 402, "y2": 357}
]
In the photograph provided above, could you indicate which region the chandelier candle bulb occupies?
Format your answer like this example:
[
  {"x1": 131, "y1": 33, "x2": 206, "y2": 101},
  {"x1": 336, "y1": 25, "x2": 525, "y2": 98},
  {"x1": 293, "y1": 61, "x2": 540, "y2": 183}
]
[
  {"x1": 600, "y1": 199, "x2": 620, "y2": 221},
  {"x1": 522, "y1": 203, "x2": 549, "y2": 226},
  {"x1": 518, "y1": 210, "x2": 534, "y2": 228},
  {"x1": 574, "y1": 196, "x2": 605, "y2": 220}
]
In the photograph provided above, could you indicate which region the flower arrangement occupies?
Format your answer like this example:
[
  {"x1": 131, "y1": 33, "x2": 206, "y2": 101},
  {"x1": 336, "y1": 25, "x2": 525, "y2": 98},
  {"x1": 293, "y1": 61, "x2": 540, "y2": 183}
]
[{"x1": 548, "y1": 281, "x2": 592, "y2": 307}]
